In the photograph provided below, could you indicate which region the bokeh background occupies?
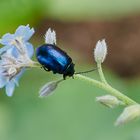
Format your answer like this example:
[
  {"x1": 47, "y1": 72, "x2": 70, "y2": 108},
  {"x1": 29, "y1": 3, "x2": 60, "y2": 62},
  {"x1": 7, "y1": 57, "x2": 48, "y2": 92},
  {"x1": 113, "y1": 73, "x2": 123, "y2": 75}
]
[{"x1": 0, "y1": 0, "x2": 140, "y2": 140}]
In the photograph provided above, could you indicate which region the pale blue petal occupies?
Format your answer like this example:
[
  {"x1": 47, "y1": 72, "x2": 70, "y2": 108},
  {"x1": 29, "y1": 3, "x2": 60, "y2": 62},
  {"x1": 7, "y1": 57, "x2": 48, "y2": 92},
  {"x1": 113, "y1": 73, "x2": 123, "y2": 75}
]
[
  {"x1": 14, "y1": 69, "x2": 25, "y2": 84},
  {"x1": 9, "y1": 41, "x2": 34, "y2": 58},
  {"x1": 0, "y1": 46, "x2": 11, "y2": 55},
  {"x1": 25, "y1": 42, "x2": 34, "y2": 57},
  {"x1": 8, "y1": 46, "x2": 19, "y2": 58},
  {"x1": 5, "y1": 81, "x2": 15, "y2": 97},
  {"x1": 0, "y1": 76, "x2": 7, "y2": 88},
  {"x1": 0, "y1": 33, "x2": 15, "y2": 46},
  {"x1": 15, "y1": 25, "x2": 35, "y2": 41}
]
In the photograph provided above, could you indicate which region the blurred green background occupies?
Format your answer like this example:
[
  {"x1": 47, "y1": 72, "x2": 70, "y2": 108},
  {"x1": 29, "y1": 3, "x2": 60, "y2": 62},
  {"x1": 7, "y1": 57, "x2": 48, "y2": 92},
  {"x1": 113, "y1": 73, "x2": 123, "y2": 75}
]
[{"x1": 1, "y1": 0, "x2": 140, "y2": 140}]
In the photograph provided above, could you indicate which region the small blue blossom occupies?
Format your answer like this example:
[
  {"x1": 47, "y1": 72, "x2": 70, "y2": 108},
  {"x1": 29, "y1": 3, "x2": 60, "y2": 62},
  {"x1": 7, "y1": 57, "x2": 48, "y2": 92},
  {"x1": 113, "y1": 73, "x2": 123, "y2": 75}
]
[
  {"x1": 0, "y1": 24, "x2": 35, "y2": 57},
  {"x1": 0, "y1": 25, "x2": 35, "y2": 96}
]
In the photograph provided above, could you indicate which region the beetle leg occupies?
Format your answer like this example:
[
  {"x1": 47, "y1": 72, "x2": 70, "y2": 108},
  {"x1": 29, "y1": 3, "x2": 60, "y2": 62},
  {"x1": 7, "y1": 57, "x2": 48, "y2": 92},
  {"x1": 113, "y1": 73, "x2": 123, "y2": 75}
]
[
  {"x1": 63, "y1": 75, "x2": 66, "y2": 80},
  {"x1": 53, "y1": 71, "x2": 56, "y2": 74},
  {"x1": 42, "y1": 66, "x2": 50, "y2": 71}
]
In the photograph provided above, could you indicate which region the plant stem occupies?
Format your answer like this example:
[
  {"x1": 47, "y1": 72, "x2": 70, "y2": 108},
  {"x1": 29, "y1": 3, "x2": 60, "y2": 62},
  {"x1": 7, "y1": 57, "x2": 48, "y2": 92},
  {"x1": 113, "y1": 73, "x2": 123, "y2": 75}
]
[
  {"x1": 75, "y1": 74, "x2": 137, "y2": 105},
  {"x1": 97, "y1": 63, "x2": 108, "y2": 84},
  {"x1": 23, "y1": 61, "x2": 41, "y2": 68}
]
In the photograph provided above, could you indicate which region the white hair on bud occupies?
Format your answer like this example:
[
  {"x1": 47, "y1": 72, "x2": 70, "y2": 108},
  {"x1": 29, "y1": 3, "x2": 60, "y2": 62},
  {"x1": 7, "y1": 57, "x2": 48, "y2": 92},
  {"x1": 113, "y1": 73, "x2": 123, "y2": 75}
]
[
  {"x1": 96, "y1": 95, "x2": 122, "y2": 108},
  {"x1": 45, "y1": 28, "x2": 56, "y2": 45},
  {"x1": 39, "y1": 81, "x2": 58, "y2": 98},
  {"x1": 115, "y1": 104, "x2": 140, "y2": 126},
  {"x1": 94, "y1": 39, "x2": 107, "y2": 63}
]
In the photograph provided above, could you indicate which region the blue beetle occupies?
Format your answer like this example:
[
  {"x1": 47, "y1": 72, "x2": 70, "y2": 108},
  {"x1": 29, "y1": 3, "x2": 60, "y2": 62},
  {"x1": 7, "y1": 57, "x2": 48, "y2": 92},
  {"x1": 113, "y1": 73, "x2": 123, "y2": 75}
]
[{"x1": 36, "y1": 44, "x2": 75, "y2": 79}]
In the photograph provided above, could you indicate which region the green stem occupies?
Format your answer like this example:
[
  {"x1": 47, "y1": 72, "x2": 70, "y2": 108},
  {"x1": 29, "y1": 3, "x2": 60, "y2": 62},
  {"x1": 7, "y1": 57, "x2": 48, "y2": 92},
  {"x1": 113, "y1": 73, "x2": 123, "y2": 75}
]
[
  {"x1": 22, "y1": 61, "x2": 41, "y2": 68},
  {"x1": 97, "y1": 63, "x2": 108, "y2": 84},
  {"x1": 28, "y1": 61, "x2": 41, "y2": 68},
  {"x1": 75, "y1": 74, "x2": 137, "y2": 105}
]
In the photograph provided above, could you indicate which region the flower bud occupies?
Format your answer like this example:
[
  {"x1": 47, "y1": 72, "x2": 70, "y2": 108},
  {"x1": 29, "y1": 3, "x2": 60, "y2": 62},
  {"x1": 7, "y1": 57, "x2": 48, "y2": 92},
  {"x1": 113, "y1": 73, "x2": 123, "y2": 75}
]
[
  {"x1": 39, "y1": 81, "x2": 58, "y2": 98},
  {"x1": 96, "y1": 95, "x2": 122, "y2": 108},
  {"x1": 45, "y1": 28, "x2": 56, "y2": 45},
  {"x1": 115, "y1": 104, "x2": 140, "y2": 126},
  {"x1": 94, "y1": 39, "x2": 107, "y2": 63}
]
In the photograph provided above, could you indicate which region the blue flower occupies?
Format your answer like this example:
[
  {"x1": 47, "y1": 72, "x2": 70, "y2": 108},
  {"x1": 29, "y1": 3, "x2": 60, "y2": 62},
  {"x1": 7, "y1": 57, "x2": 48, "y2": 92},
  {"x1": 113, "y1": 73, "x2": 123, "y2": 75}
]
[
  {"x1": 0, "y1": 24, "x2": 35, "y2": 57},
  {"x1": 0, "y1": 25, "x2": 35, "y2": 96}
]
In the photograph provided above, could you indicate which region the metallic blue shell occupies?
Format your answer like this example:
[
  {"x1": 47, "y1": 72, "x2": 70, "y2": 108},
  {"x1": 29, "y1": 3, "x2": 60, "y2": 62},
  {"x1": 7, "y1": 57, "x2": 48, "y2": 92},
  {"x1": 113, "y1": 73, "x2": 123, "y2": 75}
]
[{"x1": 36, "y1": 44, "x2": 75, "y2": 78}]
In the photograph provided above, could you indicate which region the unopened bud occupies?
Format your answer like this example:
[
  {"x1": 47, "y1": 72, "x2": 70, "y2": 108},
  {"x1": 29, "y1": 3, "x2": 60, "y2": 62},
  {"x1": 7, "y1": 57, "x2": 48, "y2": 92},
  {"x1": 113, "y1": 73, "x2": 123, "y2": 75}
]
[
  {"x1": 39, "y1": 81, "x2": 58, "y2": 98},
  {"x1": 115, "y1": 104, "x2": 140, "y2": 126},
  {"x1": 96, "y1": 95, "x2": 122, "y2": 108},
  {"x1": 94, "y1": 39, "x2": 107, "y2": 63},
  {"x1": 45, "y1": 28, "x2": 56, "y2": 45}
]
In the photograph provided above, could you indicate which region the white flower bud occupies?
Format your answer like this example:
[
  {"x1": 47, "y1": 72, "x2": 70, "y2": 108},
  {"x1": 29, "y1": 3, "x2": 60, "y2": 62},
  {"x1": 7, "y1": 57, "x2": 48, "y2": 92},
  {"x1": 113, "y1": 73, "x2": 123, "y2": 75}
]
[
  {"x1": 39, "y1": 81, "x2": 58, "y2": 98},
  {"x1": 94, "y1": 39, "x2": 107, "y2": 63},
  {"x1": 45, "y1": 28, "x2": 56, "y2": 45},
  {"x1": 96, "y1": 95, "x2": 122, "y2": 108},
  {"x1": 115, "y1": 104, "x2": 140, "y2": 126}
]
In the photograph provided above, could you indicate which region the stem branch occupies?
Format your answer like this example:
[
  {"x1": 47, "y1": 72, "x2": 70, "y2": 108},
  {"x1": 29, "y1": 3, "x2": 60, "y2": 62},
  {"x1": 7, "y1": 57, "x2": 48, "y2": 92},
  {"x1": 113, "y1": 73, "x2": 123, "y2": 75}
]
[
  {"x1": 75, "y1": 74, "x2": 137, "y2": 105},
  {"x1": 97, "y1": 63, "x2": 108, "y2": 84}
]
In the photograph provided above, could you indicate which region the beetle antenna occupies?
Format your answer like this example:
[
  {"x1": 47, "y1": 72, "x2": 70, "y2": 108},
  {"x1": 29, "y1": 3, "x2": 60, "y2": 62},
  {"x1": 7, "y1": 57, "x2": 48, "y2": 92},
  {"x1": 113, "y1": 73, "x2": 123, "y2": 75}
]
[{"x1": 75, "y1": 68, "x2": 97, "y2": 75}]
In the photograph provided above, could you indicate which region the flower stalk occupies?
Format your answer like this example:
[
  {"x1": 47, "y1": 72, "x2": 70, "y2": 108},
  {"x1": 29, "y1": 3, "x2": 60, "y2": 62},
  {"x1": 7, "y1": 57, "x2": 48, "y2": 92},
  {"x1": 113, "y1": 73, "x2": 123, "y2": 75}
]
[
  {"x1": 97, "y1": 62, "x2": 108, "y2": 85},
  {"x1": 75, "y1": 74, "x2": 137, "y2": 106}
]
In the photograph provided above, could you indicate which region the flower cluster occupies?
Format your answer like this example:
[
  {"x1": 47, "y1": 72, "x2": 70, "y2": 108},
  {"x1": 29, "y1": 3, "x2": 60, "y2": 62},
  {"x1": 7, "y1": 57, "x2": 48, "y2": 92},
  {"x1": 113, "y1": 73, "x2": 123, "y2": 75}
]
[{"x1": 0, "y1": 25, "x2": 35, "y2": 96}]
